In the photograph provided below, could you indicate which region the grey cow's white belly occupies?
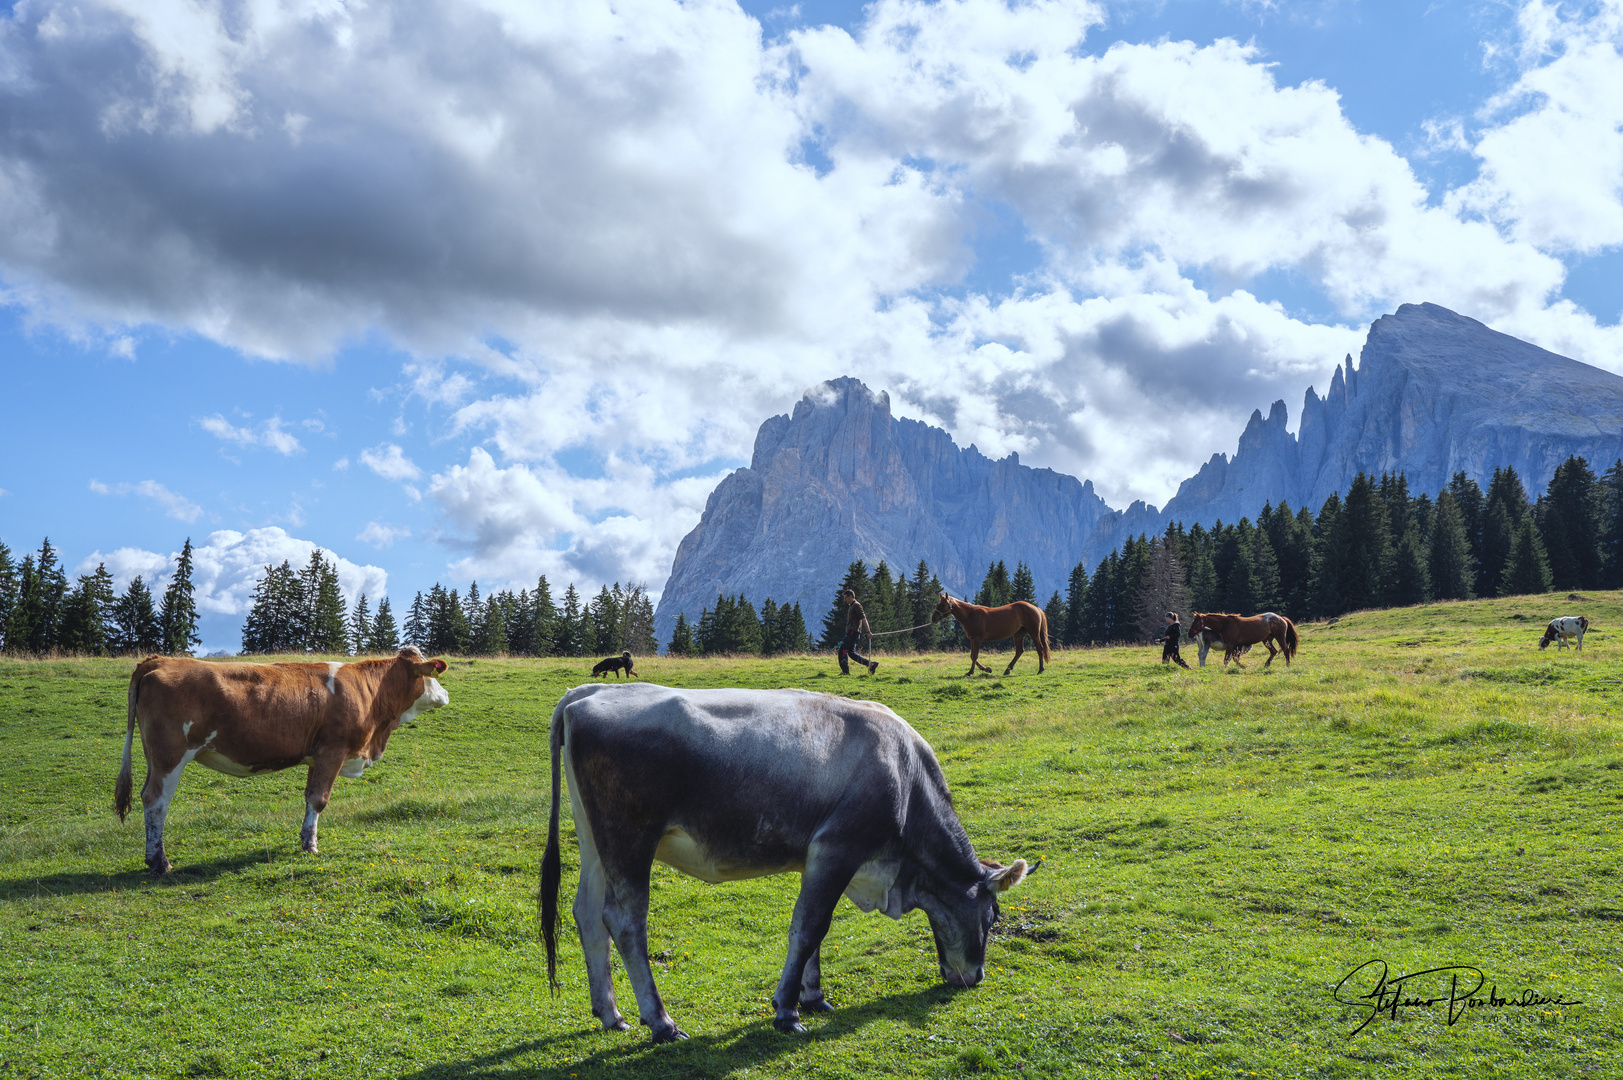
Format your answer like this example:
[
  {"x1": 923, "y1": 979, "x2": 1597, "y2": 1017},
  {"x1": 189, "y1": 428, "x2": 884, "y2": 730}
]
[{"x1": 653, "y1": 827, "x2": 803, "y2": 883}]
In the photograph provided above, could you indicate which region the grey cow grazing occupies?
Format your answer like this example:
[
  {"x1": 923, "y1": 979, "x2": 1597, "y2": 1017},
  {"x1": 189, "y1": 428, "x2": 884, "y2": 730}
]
[{"x1": 540, "y1": 682, "x2": 1029, "y2": 1043}]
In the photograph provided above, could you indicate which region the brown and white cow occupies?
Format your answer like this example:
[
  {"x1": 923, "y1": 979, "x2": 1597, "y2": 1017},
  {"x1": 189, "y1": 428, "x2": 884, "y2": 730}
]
[
  {"x1": 115, "y1": 646, "x2": 449, "y2": 873},
  {"x1": 541, "y1": 682, "x2": 1030, "y2": 1043}
]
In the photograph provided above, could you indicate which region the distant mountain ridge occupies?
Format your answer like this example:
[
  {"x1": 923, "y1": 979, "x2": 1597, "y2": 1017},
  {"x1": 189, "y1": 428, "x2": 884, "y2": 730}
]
[{"x1": 653, "y1": 303, "x2": 1623, "y2": 644}]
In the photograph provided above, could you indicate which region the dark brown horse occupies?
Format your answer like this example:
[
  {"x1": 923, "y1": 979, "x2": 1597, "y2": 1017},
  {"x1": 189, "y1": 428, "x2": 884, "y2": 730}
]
[
  {"x1": 1187, "y1": 612, "x2": 1298, "y2": 668},
  {"x1": 932, "y1": 593, "x2": 1050, "y2": 676}
]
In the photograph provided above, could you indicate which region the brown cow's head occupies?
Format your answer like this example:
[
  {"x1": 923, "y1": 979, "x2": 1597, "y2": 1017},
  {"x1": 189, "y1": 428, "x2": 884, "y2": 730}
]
[{"x1": 391, "y1": 646, "x2": 450, "y2": 729}]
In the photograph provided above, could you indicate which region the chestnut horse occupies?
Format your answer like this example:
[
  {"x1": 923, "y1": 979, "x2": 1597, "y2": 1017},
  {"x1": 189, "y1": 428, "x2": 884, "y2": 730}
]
[
  {"x1": 932, "y1": 593, "x2": 1050, "y2": 676},
  {"x1": 1187, "y1": 611, "x2": 1298, "y2": 668}
]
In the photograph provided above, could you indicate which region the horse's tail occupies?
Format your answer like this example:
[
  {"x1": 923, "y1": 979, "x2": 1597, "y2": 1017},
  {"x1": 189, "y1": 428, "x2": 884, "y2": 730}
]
[
  {"x1": 1284, "y1": 619, "x2": 1298, "y2": 660},
  {"x1": 1036, "y1": 607, "x2": 1052, "y2": 665}
]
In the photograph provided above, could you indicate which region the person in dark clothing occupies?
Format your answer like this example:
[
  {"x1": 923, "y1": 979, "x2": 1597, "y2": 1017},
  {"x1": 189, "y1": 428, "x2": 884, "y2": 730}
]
[
  {"x1": 1161, "y1": 612, "x2": 1190, "y2": 669},
  {"x1": 838, "y1": 589, "x2": 879, "y2": 676}
]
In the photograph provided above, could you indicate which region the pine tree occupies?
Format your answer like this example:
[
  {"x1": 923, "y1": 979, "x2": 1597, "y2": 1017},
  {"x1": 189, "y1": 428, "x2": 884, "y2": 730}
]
[
  {"x1": 976, "y1": 561, "x2": 1013, "y2": 607},
  {"x1": 531, "y1": 576, "x2": 558, "y2": 656},
  {"x1": 555, "y1": 584, "x2": 585, "y2": 656},
  {"x1": 350, "y1": 594, "x2": 372, "y2": 654},
  {"x1": 1480, "y1": 467, "x2": 1531, "y2": 597},
  {"x1": 23, "y1": 538, "x2": 68, "y2": 654},
  {"x1": 907, "y1": 560, "x2": 941, "y2": 652},
  {"x1": 6, "y1": 555, "x2": 34, "y2": 653},
  {"x1": 306, "y1": 553, "x2": 348, "y2": 653},
  {"x1": 868, "y1": 562, "x2": 898, "y2": 649},
  {"x1": 1011, "y1": 561, "x2": 1036, "y2": 604},
  {"x1": 667, "y1": 612, "x2": 697, "y2": 657},
  {"x1": 590, "y1": 585, "x2": 622, "y2": 653},
  {"x1": 369, "y1": 597, "x2": 400, "y2": 653},
  {"x1": 1600, "y1": 460, "x2": 1623, "y2": 588},
  {"x1": 1500, "y1": 516, "x2": 1553, "y2": 596},
  {"x1": 1427, "y1": 491, "x2": 1475, "y2": 601},
  {"x1": 1309, "y1": 493, "x2": 1345, "y2": 618},
  {"x1": 1333, "y1": 473, "x2": 1392, "y2": 614},
  {"x1": 620, "y1": 584, "x2": 657, "y2": 655},
  {"x1": 1079, "y1": 551, "x2": 1121, "y2": 643},
  {"x1": 1061, "y1": 559, "x2": 1088, "y2": 647},
  {"x1": 1134, "y1": 532, "x2": 1190, "y2": 640},
  {"x1": 476, "y1": 594, "x2": 508, "y2": 655},
  {"x1": 59, "y1": 564, "x2": 116, "y2": 656},
  {"x1": 1447, "y1": 472, "x2": 1486, "y2": 592},
  {"x1": 158, "y1": 537, "x2": 201, "y2": 656},
  {"x1": 1183, "y1": 524, "x2": 1220, "y2": 613},
  {"x1": 241, "y1": 561, "x2": 303, "y2": 654},
  {"x1": 1042, "y1": 590, "x2": 1065, "y2": 652},
  {"x1": 783, "y1": 602, "x2": 810, "y2": 653},
  {"x1": 463, "y1": 582, "x2": 485, "y2": 650},
  {"x1": 403, "y1": 591, "x2": 426, "y2": 648},
  {"x1": 1539, "y1": 456, "x2": 1602, "y2": 590},
  {"x1": 760, "y1": 598, "x2": 782, "y2": 656},
  {"x1": 111, "y1": 575, "x2": 163, "y2": 655},
  {"x1": 0, "y1": 542, "x2": 17, "y2": 653},
  {"x1": 1387, "y1": 525, "x2": 1431, "y2": 607}
]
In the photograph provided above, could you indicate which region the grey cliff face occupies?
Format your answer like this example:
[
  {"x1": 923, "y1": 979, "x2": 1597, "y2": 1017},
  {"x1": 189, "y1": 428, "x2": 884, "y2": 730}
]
[
  {"x1": 655, "y1": 305, "x2": 1623, "y2": 646},
  {"x1": 1154, "y1": 302, "x2": 1623, "y2": 525},
  {"x1": 653, "y1": 377, "x2": 1114, "y2": 645}
]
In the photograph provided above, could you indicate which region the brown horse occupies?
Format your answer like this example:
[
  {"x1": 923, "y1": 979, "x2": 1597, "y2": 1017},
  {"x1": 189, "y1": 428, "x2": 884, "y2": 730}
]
[
  {"x1": 1187, "y1": 611, "x2": 1298, "y2": 668},
  {"x1": 932, "y1": 593, "x2": 1050, "y2": 676}
]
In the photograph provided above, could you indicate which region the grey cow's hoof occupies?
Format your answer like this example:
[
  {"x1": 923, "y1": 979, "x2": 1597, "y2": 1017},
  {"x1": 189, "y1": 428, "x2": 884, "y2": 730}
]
[
  {"x1": 606, "y1": 1019, "x2": 630, "y2": 1032},
  {"x1": 648, "y1": 1024, "x2": 688, "y2": 1044},
  {"x1": 802, "y1": 998, "x2": 835, "y2": 1013},
  {"x1": 146, "y1": 855, "x2": 171, "y2": 875},
  {"x1": 773, "y1": 1015, "x2": 807, "y2": 1034}
]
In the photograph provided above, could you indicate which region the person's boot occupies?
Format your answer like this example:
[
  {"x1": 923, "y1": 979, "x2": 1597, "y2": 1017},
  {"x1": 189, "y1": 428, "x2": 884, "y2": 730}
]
[
  {"x1": 839, "y1": 651, "x2": 850, "y2": 675},
  {"x1": 867, "y1": 661, "x2": 878, "y2": 675}
]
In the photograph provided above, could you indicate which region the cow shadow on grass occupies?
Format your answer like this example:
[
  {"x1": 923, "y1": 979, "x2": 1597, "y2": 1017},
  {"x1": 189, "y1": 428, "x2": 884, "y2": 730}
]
[
  {"x1": 0, "y1": 852, "x2": 267, "y2": 901},
  {"x1": 399, "y1": 986, "x2": 961, "y2": 1080}
]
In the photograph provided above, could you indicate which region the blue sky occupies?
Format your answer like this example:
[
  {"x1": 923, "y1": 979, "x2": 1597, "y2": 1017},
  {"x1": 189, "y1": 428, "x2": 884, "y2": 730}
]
[{"x1": 1, "y1": 0, "x2": 1620, "y2": 652}]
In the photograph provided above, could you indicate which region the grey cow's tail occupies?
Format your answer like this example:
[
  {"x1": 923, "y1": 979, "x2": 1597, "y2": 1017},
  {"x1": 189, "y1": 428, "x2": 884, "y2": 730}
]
[{"x1": 540, "y1": 694, "x2": 568, "y2": 995}]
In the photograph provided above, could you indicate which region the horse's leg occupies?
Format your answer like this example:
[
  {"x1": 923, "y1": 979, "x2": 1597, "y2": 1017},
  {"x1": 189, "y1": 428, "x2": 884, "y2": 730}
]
[
  {"x1": 1228, "y1": 645, "x2": 1244, "y2": 668},
  {"x1": 965, "y1": 640, "x2": 980, "y2": 677},
  {"x1": 1263, "y1": 638, "x2": 1278, "y2": 668},
  {"x1": 1003, "y1": 635, "x2": 1024, "y2": 676}
]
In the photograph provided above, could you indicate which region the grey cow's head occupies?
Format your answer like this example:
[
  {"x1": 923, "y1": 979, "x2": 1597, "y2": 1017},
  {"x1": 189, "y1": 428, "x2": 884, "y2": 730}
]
[{"x1": 913, "y1": 859, "x2": 1029, "y2": 988}]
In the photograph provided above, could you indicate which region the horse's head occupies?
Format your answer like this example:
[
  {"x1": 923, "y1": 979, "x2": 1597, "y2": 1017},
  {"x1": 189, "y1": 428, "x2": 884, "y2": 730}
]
[
  {"x1": 1188, "y1": 612, "x2": 1207, "y2": 636},
  {"x1": 932, "y1": 593, "x2": 954, "y2": 623}
]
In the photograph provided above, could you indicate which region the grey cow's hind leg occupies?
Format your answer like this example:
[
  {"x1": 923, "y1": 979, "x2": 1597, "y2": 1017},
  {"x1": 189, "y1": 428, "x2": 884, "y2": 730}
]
[
  {"x1": 573, "y1": 836, "x2": 628, "y2": 1031},
  {"x1": 799, "y1": 943, "x2": 834, "y2": 1013},
  {"x1": 601, "y1": 862, "x2": 686, "y2": 1043}
]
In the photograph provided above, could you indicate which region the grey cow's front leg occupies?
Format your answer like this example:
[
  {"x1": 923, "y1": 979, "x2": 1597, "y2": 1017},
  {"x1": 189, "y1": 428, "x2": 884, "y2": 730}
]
[{"x1": 773, "y1": 855, "x2": 862, "y2": 1033}]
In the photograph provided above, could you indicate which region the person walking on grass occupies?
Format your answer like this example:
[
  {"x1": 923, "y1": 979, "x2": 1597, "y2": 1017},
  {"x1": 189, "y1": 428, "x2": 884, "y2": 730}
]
[
  {"x1": 1161, "y1": 611, "x2": 1190, "y2": 669},
  {"x1": 838, "y1": 588, "x2": 879, "y2": 676}
]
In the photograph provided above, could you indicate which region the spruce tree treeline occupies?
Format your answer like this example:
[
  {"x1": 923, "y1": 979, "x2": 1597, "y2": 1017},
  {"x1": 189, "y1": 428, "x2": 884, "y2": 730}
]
[
  {"x1": 387, "y1": 577, "x2": 658, "y2": 658},
  {"x1": 0, "y1": 536, "x2": 199, "y2": 657},
  {"x1": 1056, "y1": 458, "x2": 1613, "y2": 643}
]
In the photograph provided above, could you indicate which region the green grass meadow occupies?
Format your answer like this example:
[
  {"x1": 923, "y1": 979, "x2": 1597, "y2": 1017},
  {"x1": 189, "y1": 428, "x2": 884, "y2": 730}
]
[{"x1": 2, "y1": 593, "x2": 1621, "y2": 1078}]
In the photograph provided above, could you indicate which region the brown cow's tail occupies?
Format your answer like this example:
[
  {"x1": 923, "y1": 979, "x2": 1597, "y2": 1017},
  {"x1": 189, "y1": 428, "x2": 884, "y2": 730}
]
[
  {"x1": 1285, "y1": 619, "x2": 1299, "y2": 660},
  {"x1": 114, "y1": 662, "x2": 150, "y2": 822},
  {"x1": 540, "y1": 694, "x2": 569, "y2": 995}
]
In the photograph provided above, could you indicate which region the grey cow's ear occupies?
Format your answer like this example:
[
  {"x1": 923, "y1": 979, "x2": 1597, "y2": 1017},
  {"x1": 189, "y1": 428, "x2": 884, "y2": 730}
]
[{"x1": 988, "y1": 859, "x2": 1029, "y2": 892}]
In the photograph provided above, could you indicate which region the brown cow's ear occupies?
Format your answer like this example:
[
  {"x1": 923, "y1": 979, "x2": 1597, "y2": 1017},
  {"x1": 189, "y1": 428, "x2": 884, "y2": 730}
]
[
  {"x1": 414, "y1": 659, "x2": 447, "y2": 676},
  {"x1": 989, "y1": 859, "x2": 1028, "y2": 892}
]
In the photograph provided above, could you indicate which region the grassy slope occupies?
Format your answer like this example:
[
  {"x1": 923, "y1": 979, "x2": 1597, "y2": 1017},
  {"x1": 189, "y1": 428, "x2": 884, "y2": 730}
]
[{"x1": 1, "y1": 591, "x2": 1620, "y2": 1079}]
